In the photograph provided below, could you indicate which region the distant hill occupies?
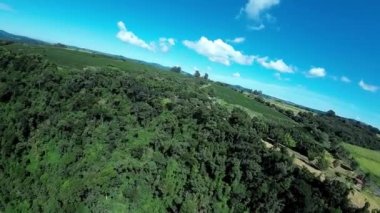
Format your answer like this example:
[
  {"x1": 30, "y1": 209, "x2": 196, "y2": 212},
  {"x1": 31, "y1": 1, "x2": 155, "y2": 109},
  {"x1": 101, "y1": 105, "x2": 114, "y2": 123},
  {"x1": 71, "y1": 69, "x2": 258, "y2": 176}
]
[{"x1": 0, "y1": 30, "x2": 47, "y2": 45}]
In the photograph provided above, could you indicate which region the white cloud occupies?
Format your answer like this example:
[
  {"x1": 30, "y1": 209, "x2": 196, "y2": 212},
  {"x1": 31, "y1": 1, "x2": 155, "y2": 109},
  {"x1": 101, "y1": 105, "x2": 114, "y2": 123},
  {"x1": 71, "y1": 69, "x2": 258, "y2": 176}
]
[
  {"x1": 233, "y1": 72, "x2": 241, "y2": 78},
  {"x1": 308, "y1": 67, "x2": 326, "y2": 78},
  {"x1": 116, "y1": 21, "x2": 154, "y2": 51},
  {"x1": 183, "y1": 36, "x2": 254, "y2": 66},
  {"x1": 257, "y1": 57, "x2": 294, "y2": 73},
  {"x1": 159, "y1": 38, "x2": 175, "y2": 53},
  {"x1": 0, "y1": 2, "x2": 13, "y2": 12},
  {"x1": 359, "y1": 80, "x2": 379, "y2": 92},
  {"x1": 248, "y1": 24, "x2": 265, "y2": 31},
  {"x1": 243, "y1": 0, "x2": 280, "y2": 21},
  {"x1": 117, "y1": 21, "x2": 175, "y2": 53},
  {"x1": 341, "y1": 76, "x2": 351, "y2": 83},
  {"x1": 228, "y1": 37, "x2": 246, "y2": 44}
]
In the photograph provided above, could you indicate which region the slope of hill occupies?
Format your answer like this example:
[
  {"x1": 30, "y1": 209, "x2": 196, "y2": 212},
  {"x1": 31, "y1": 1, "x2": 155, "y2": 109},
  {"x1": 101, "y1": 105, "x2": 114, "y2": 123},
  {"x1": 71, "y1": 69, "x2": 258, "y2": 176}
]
[
  {"x1": 211, "y1": 84, "x2": 297, "y2": 126},
  {"x1": 0, "y1": 41, "x2": 378, "y2": 212},
  {"x1": 0, "y1": 30, "x2": 47, "y2": 45}
]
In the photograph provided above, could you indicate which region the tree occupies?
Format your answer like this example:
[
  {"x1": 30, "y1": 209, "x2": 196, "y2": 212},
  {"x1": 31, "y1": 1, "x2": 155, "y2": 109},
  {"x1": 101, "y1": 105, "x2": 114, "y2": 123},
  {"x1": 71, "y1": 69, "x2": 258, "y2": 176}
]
[
  {"x1": 203, "y1": 73, "x2": 209, "y2": 80},
  {"x1": 283, "y1": 133, "x2": 297, "y2": 148},
  {"x1": 316, "y1": 156, "x2": 330, "y2": 170},
  {"x1": 253, "y1": 90, "x2": 262, "y2": 96},
  {"x1": 170, "y1": 66, "x2": 181, "y2": 73},
  {"x1": 194, "y1": 70, "x2": 201, "y2": 78},
  {"x1": 326, "y1": 110, "x2": 336, "y2": 117}
]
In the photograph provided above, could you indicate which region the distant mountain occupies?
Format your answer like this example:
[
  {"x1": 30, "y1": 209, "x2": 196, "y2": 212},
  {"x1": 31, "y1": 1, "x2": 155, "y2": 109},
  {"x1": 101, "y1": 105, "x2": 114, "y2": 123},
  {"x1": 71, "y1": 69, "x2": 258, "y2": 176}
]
[{"x1": 0, "y1": 30, "x2": 47, "y2": 45}]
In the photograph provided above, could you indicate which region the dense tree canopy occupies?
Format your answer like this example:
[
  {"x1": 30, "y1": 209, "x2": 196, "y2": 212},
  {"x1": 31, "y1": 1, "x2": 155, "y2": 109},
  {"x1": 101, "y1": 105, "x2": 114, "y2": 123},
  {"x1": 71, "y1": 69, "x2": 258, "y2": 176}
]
[{"x1": 0, "y1": 45, "x2": 365, "y2": 212}]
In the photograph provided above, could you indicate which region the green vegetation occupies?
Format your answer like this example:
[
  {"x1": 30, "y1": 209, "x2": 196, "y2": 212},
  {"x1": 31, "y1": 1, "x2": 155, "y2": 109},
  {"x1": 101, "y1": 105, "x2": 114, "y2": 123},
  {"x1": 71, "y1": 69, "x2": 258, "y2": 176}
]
[
  {"x1": 0, "y1": 42, "x2": 378, "y2": 212},
  {"x1": 343, "y1": 143, "x2": 380, "y2": 184},
  {"x1": 316, "y1": 155, "x2": 330, "y2": 171},
  {"x1": 211, "y1": 84, "x2": 295, "y2": 126}
]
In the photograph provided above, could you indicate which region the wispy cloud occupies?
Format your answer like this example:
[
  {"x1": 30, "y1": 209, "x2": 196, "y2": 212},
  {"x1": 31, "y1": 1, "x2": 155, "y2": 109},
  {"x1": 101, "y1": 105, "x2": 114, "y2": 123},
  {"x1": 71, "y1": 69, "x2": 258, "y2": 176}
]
[
  {"x1": 243, "y1": 0, "x2": 280, "y2": 21},
  {"x1": 340, "y1": 76, "x2": 351, "y2": 83},
  {"x1": 239, "y1": 0, "x2": 280, "y2": 29},
  {"x1": 116, "y1": 21, "x2": 175, "y2": 53},
  {"x1": 158, "y1": 38, "x2": 175, "y2": 53},
  {"x1": 307, "y1": 67, "x2": 326, "y2": 78},
  {"x1": 0, "y1": 2, "x2": 13, "y2": 12},
  {"x1": 233, "y1": 72, "x2": 241, "y2": 78},
  {"x1": 359, "y1": 80, "x2": 378, "y2": 92},
  {"x1": 227, "y1": 37, "x2": 246, "y2": 44},
  {"x1": 116, "y1": 21, "x2": 154, "y2": 51},
  {"x1": 257, "y1": 57, "x2": 294, "y2": 73},
  {"x1": 248, "y1": 24, "x2": 265, "y2": 31},
  {"x1": 183, "y1": 36, "x2": 254, "y2": 66}
]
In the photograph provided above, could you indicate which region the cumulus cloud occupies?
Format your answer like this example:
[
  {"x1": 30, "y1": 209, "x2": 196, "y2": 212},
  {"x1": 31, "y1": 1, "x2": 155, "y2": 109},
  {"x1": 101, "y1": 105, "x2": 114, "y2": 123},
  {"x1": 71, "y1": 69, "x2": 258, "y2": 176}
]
[
  {"x1": 308, "y1": 67, "x2": 326, "y2": 78},
  {"x1": 257, "y1": 57, "x2": 294, "y2": 73},
  {"x1": 0, "y1": 2, "x2": 13, "y2": 12},
  {"x1": 117, "y1": 21, "x2": 175, "y2": 53},
  {"x1": 116, "y1": 21, "x2": 154, "y2": 51},
  {"x1": 359, "y1": 80, "x2": 378, "y2": 92},
  {"x1": 341, "y1": 76, "x2": 351, "y2": 83},
  {"x1": 228, "y1": 37, "x2": 246, "y2": 44},
  {"x1": 159, "y1": 38, "x2": 175, "y2": 53},
  {"x1": 183, "y1": 36, "x2": 254, "y2": 66},
  {"x1": 243, "y1": 0, "x2": 280, "y2": 21},
  {"x1": 233, "y1": 72, "x2": 241, "y2": 78}
]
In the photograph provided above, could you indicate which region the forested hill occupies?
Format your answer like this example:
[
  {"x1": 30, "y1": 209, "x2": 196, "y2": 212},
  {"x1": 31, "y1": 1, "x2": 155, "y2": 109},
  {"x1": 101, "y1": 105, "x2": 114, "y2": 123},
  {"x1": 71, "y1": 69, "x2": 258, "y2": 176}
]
[{"x1": 0, "y1": 41, "x2": 377, "y2": 212}]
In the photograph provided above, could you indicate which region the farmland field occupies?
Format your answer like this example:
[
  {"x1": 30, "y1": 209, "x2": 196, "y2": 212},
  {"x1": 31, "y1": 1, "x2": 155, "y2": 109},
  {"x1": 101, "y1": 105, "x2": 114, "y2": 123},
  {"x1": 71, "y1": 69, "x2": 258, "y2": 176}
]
[
  {"x1": 343, "y1": 143, "x2": 380, "y2": 184},
  {"x1": 266, "y1": 99, "x2": 308, "y2": 114},
  {"x1": 211, "y1": 84, "x2": 296, "y2": 126}
]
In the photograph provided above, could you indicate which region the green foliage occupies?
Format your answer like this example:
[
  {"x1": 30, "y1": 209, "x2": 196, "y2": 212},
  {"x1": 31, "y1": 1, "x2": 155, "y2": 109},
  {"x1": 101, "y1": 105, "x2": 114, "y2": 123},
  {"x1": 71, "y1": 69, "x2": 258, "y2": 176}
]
[
  {"x1": 294, "y1": 111, "x2": 380, "y2": 150},
  {"x1": 170, "y1": 66, "x2": 181, "y2": 73},
  {"x1": 0, "y1": 44, "x2": 359, "y2": 212},
  {"x1": 283, "y1": 133, "x2": 297, "y2": 148},
  {"x1": 316, "y1": 155, "x2": 330, "y2": 171},
  {"x1": 203, "y1": 73, "x2": 209, "y2": 80},
  {"x1": 194, "y1": 70, "x2": 200, "y2": 78}
]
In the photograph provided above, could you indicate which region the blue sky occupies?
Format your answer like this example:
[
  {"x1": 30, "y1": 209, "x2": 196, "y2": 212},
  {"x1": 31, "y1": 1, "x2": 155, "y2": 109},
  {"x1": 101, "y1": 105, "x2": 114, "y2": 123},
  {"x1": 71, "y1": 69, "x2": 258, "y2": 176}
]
[{"x1": 1, "y1": 0, "x2": 380, "y2": 128}]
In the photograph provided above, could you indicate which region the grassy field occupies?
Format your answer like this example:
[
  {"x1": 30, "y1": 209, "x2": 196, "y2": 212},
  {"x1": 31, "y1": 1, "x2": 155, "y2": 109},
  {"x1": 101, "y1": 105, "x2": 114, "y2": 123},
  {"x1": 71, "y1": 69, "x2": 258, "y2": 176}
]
[
  {"x1": 266, "y1": 99, "x2": 308, "y2": 114},
  {"x1": 343, "y1": 143, "x2": 380, "y2": 184},
  {"x1": 211, "y1": 84, "x2": 297, "y2": 126}
]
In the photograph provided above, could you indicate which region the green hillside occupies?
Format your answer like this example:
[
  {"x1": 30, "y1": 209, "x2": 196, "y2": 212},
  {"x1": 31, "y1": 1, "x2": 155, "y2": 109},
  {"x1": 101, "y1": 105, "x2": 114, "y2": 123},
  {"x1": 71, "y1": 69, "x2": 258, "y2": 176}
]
[{"x1": 0, "y1": 42, "x2": 377, "y2": 212}]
